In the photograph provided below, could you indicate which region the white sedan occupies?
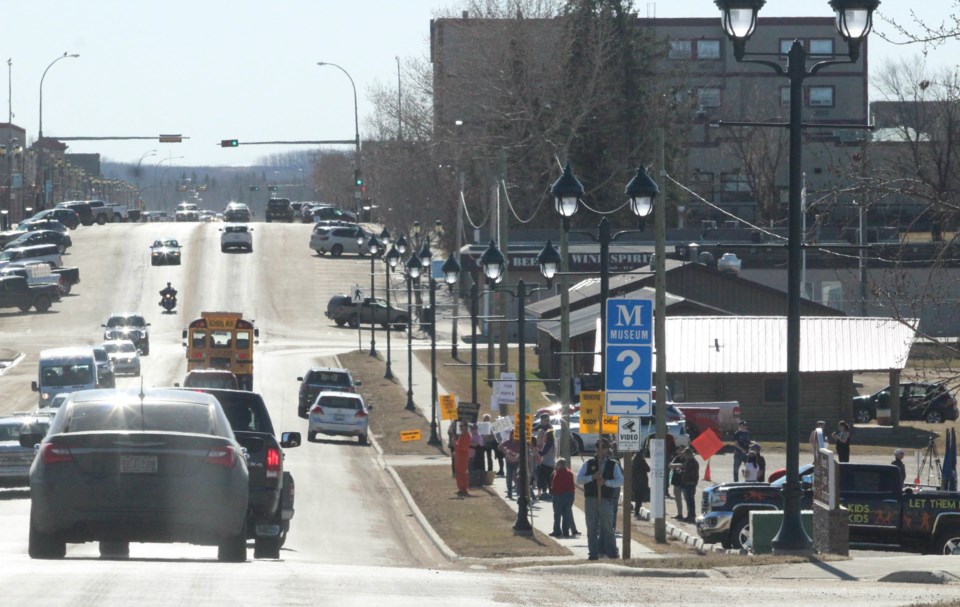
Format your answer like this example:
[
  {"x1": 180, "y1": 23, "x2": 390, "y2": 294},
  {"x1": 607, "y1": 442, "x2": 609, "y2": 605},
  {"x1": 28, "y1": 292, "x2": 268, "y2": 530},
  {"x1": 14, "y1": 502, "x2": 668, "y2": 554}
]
[
  {"x1": 220, "y1": 224, "x2": 253, "y2": 253},
  {"x1": 102, "y1": 339, "x2": 141, "y2": 376}
]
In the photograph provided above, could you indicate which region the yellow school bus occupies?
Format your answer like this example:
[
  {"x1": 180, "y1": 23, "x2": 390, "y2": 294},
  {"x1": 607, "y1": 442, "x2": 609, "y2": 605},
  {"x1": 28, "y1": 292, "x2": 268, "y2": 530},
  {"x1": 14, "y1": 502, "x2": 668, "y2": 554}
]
[{"x1": 182, "y1": 312, "x2": 258, "y2": 390}]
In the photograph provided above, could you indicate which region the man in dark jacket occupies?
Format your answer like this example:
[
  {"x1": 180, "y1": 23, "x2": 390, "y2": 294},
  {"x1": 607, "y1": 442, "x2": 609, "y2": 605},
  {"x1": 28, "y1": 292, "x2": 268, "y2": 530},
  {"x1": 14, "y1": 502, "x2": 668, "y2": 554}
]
[
  {"x1": 680, "y1": 447, "x2": 700, "y2": 523},
  {"x1": 892, "y1": 449, "x2": 906, "y2": 484},
  {"x1": 575, "y1": 438, "x2": 623, "y2": 560}
]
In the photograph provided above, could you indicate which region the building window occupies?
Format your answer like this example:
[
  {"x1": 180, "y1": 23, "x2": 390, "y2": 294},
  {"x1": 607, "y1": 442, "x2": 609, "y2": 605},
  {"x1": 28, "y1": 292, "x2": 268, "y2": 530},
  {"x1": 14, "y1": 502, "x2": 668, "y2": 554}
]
[
  {"x1": 690, "y1": 171, "x2": 715, "y2": 202},
  {"x1": 764, "y1": 377, "x2": 786, "y2": 403},
  {"x1": 697, "y1": 87, "x2": 721, "y2": 108},
  {"x1": 669, "y1": 40, "x2": 692, "y2": 59},
  {"x1": 809, "y1": 39, "x2": 834, "y2": 56},
  {"x1": 809, "y1": 86, "x2": 834, "y2": 107},
  {"x1": 696, "y1": 39, "x2": 721, "y2": 59},
  {"x1": 821, "y1": 281, "x2": 843, "y2": 309},
  {"x1": 780, "y1": 87, "x2": 790, "y2": 107},
  {"x1": 720, "y1": 172, "x2": 751, "y2": 203}
]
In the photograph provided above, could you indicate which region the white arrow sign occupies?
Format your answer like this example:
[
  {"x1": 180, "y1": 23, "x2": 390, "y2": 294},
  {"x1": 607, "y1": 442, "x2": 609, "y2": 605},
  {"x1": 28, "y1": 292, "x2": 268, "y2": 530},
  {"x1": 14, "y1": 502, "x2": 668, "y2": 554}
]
[{"x1": 605, "y1": 391, "x2": 651, "y2": 416}]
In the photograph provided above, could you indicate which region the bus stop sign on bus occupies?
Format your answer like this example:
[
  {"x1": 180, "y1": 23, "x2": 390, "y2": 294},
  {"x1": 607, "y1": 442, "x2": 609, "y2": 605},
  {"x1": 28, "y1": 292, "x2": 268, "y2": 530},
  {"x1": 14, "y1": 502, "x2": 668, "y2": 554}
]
[{"x1": 605, "y1": 298, "x2": 652, "y2": 416}]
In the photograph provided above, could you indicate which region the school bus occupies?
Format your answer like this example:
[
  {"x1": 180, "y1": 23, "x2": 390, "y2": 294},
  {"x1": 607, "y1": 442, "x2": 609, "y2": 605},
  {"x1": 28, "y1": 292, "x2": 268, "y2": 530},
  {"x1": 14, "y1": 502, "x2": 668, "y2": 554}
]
[{"x1": 182, "y1": 312, "x2": 258, "y2": 390}]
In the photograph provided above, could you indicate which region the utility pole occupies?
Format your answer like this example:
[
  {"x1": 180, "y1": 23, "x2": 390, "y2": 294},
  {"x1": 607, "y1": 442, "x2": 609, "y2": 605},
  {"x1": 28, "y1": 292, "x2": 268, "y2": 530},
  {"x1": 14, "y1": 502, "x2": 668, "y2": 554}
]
[{"x1": 497, "y1": 151, "x2": 509, "y2": 375}]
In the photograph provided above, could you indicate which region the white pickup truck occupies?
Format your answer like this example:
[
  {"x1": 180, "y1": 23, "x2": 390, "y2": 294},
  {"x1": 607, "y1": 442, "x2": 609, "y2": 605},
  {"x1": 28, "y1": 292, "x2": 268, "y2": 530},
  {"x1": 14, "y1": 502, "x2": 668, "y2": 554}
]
[
  {"x1": 88, "y1": 200, "x2": 128, "y2": 224},
  {"x1": 0, "y1": 263, "x2": 62, "y2": 292}
]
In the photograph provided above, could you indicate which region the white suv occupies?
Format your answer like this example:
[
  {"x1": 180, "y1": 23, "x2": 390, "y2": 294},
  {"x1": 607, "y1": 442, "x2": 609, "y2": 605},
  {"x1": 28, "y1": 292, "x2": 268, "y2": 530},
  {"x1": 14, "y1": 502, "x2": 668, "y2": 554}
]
[
  {"x1": 220, "y1": 224, "x2": 253, "y2": 252},
  {"x1": 309, "y1": 224, "x2": 368, "y2": 257},
  {"x1": 307, "y1": 391, "x2": 370, "y2": 444}
]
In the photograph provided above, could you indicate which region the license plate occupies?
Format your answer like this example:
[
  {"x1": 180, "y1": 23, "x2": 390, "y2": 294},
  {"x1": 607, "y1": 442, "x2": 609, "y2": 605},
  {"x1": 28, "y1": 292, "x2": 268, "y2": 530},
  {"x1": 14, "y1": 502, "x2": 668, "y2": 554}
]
[
  {"x1": 120, "y1": 455, "x2": 157, "y2": 474},
  {"x1": 334, "y1": 414, "x2": 345, "y2": 421}
]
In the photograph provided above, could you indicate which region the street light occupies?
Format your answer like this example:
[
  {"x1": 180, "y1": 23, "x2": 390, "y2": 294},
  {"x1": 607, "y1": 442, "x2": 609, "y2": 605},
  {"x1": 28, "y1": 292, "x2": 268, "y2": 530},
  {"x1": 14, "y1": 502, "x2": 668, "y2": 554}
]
[
  {"x1": 366, "y1": 235, "x2": 382, "y2": 357},
  {"x1": 135, "y1": 150, "x2": 157, "y2": 209},
  {"x1": 404, "y1": 251, "x2": 422, "y2": 412},
  {"x1": 385, "y1": 245, "x2": 401, "y2": 380},
  {"x1": 714, "y1": 0, "x2": 878, "y2": 553},
  {"x1": 317, "y1": 61, "x2": 360, "y2": 188},
  {"x1": 479, "y1": 239, "x2": 556, "y2": 534},
  {"x1": 38, "y1": 52, "x2": 79, "y2": 210}
]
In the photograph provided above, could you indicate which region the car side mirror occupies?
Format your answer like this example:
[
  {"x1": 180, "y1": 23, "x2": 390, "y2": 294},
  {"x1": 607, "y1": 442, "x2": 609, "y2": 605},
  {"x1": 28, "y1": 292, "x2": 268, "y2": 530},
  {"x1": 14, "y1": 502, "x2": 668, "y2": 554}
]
[
  {"x1": 366, "y1": 403, "x2": 374, "y2": 410},
  {"x1": 281, "y1": 432, "x2": 301, "y2": 448},
  {"x1": 296, "y1": 377, "x2": 303, "y2": 382},
  {"x1": 354, "y1": 381, "x2": 362, "y2": 387},
  {"x1": 181, "y1": 330, "x2": 187, "y2": 339},
  {"x1": 101, "y1": 324, "x2": 107, "y2": 328},
  {"x1": 173, "y1": 382, "x2": 180, "y2": 387},
  {"x1": 146, "y1": 323, "x2": 151, "y2": 327},
  {"x1": 31, "y1": 381, "x2": 38, "y2": 392}
]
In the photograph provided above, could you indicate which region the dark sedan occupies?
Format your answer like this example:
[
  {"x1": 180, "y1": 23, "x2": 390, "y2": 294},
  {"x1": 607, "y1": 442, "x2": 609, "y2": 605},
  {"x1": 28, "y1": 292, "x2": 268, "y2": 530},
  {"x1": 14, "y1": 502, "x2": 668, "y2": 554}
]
[
  {"x1": 853, "y1": 381, "x2": 959, "y2": 424},
  {"x1": 27, "y1": 208, "x2": 80, "y2": 230},
  {"x1": 3, "y1": 230, "x2": 72, "y2": 254},
  {"x1": 19, "y1": 219, "x2": 69, "y2": 234},
  {"x1": 150, "y1": 238, "x2": 182, "y2": 266},
  {"x1": 22, "y1": 389, "x2": 250, "y2": 561}
]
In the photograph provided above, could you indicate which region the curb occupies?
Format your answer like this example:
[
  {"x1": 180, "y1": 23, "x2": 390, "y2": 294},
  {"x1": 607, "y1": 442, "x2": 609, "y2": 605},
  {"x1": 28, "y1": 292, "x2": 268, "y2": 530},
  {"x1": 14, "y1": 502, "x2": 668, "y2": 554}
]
[
  {"x1": 333, "y1": 354, "x2": 459, "y2": 563},
  {"x1": 637, "y1": 506, "x2": 738, "y2": 555},
  {"x1": 0, "y1": 351, "x2": 24, "y2": 376}
]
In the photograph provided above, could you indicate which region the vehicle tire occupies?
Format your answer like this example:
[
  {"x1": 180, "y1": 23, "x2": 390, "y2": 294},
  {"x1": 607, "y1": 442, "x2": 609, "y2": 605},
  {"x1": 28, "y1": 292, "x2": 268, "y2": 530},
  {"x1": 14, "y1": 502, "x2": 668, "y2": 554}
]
[
  {"x1": 96, "y1": 214, "x2": 106, "y2": 225},
  {"x1": 331, "y1": 244, "x2": 343, "y2": 257},
  {"x1": 28, "y1": 518, "x2": 65, "y2": 559},
  {"x1": 221, "y1": 246, "x2": 227, "y2": 253},
  {"x1": 253, "y1": 507, "x2": 283, "y2": 559},
  {"x1": 854, "y1": 406, "x2": 873, "y2": 424},
  {"x1": 348, "y1": 315, "x2": 360, "y2": 329},
  {"x1": 99, "y1": 541, "x2": 130, "y2": 559},
  {"x1": 133, "y1": 366, "x2": 141, "y2": 377},
  {"x1": 151, "y1": 259, "x2": 158, "y2": 266},
  {"x1": 571, "y1": 435, "x2": 584, "y2": 456},
  {"x1": 359, "y1": 434, "x2": 368, "y2": 446},
  {"x1": 335, "y1": 319, "x2": 347, "y2": 327},
  {"x1": 730, "y1": 516, "x2": 752, "y2": 551},
  {"x1": 113, "y1": 214, "x2": 122, "y2": 223},
  {"x1": 34, "y1": 295, "x2": 52, "y2": 313},
  {"x1": 217, "y1": 515, "x2": 248, "y2": 563},
  {"x1": 933, "y1": 528, "x2": 960, "y2": 555},
  {"x1": 60, "y1": 284, "x2": 71, "y2": 296},
  {"x1": 266, "y1": 218, "x2": 272, "y2": 223},
  {"x1": 308, "y1": 430, "x2": 317, "y2": 442},
  {"x1": 926, "y1": 410, "x2": 945, "y2": 424},
  {"x1": 18, "y1": 302, "x2": 31, "y2": 313},
  {"x1": 141, "y1": 342, "x2": 150, "y2": 356},
  {"x1": 380, "y1": 322, "x2": 390, "y2": 329}
]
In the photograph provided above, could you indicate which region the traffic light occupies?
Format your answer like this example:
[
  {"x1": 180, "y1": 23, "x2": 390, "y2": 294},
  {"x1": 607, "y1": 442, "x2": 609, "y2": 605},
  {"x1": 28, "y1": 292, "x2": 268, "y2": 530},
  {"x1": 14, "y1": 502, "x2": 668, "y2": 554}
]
[
  {"x1": 268, "y1": 185, "x2": 278, "y2": 192},
  {"x1": 221, "y1": 139, "x2": 239, "y2": 148},
  {"x1": 354, "y1": 169, "x2": 363, "y2": 187},
  {"x1": 249, "y1": 185, "x2": 260, "y2": 192}
]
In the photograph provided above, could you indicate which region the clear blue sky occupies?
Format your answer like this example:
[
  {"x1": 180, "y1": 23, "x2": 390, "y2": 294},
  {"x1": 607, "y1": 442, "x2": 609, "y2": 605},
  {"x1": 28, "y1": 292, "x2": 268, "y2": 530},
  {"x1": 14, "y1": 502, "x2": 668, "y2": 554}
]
[{"x1": 4, "y1": 1, "x2": 954, "y2": 168}]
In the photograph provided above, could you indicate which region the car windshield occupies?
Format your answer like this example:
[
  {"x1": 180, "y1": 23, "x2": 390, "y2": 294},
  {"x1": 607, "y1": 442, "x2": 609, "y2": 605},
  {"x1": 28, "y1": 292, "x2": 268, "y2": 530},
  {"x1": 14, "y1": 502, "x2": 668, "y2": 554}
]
[
  {"x1": 107, "y1": 315, "x2": 146, "y2": 328},
  {"x1": 319, "y1": 396, "x2": 363, "y2": 410},
  {"x1": 308, "y1": 371, "x2": 351, "y2": 386},
  {"x1": 225, "y1": 226, "x2": 247, "y2": 233},
  {"x1": 41, "y1": 363, "x2": 96, "y2": 387},
  {"x1": 163, "y1": 239, "x2": 179, "y2": 247},
  {"x1": 771, "y1": 465, "x2": 814, "y2": 488},
  {"x1": 65, "y1": 402, "x2": 215, "y2": 434}
]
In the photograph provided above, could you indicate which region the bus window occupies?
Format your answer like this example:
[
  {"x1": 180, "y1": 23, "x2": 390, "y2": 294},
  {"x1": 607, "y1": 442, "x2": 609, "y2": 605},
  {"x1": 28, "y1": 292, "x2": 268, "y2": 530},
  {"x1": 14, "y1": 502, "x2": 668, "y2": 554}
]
[
  {"x1": 236, "y1": 331, "x2": 251, "y2": 350},
  {"x1": 192, "y1": 330, "x2": 207, "y2": 349},
  {"x1": 210, "y1": 330, "x2": 232, "y2": 349}
]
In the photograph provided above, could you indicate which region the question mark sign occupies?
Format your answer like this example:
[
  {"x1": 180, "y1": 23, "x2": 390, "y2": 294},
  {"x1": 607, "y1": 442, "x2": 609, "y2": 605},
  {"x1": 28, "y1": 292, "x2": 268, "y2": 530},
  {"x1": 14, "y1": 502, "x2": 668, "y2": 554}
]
[{"x1": 617, "y1": 350, "x2": 642, "y2": 387}]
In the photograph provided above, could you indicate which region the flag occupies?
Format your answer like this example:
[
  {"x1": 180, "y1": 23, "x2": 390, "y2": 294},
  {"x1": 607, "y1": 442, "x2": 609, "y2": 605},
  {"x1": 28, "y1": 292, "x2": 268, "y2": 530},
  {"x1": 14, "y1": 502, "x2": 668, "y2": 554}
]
[{"x1": 690, "y1": 428, "x2": 724, "y2": 460}]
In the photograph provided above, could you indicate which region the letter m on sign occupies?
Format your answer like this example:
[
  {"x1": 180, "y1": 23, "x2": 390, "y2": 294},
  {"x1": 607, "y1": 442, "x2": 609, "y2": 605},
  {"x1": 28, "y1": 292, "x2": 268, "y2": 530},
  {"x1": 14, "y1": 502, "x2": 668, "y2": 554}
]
[{"x1": 615, "y1": 303, "x2": 643, "y2": 327}]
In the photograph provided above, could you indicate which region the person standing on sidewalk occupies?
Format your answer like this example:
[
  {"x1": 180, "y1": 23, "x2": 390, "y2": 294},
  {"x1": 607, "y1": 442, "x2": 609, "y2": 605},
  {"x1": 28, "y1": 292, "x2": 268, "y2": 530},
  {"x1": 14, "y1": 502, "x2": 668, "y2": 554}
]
[
  {"x1": 575, "y1": 438, "x2": 623, "y2": 560},
  {"x1": 536, "y1": 414, "x2": 556, "y2": 500},
  {"x1": 549, "y1": 458, "x2": 576, "y2": 537},
  {"x1": 454, "y1": 422, "x2": 471, "y2": 496},
  {"x1": 498, "y1": 433, "x2": 522, "y2": 500},
  {"x1": 832, "y1": 421, "x2": 851, "y2": 463},
  {"x1": 669, "y1": 451, "x2": 686, "y2": 519},
  {"x1": 892, "y1": 448, "x2": 906, "y2": 484},
  {"x1": 680, "y1": 447, "x2": 700, "y2": 522},
  {"x1": 632, "y1": 451, "x2": 651, "y2": 517},
  {"x1": 731, "y1": 420, "x2": 751, "y2": 482}
]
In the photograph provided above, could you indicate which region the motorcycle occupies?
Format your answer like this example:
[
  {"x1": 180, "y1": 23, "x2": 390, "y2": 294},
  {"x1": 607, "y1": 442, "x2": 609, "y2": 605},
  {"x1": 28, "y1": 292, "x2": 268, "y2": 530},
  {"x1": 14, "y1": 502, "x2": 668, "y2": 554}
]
[{"x1": 159, "y1": 293, "x2": 177, "y2": 313}]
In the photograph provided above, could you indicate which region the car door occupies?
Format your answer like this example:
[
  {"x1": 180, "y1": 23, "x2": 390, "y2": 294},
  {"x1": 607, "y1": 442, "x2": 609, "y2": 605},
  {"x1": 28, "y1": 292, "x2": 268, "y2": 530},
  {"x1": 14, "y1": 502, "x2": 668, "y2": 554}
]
[{"x1": 838, "y1": 465, "x2": 901, "y2": 546}]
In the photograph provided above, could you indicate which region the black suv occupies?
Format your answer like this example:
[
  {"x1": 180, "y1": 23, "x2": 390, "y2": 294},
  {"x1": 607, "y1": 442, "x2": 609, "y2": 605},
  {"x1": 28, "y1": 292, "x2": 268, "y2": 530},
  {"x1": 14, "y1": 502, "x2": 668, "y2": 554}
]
[
  {"x1": 853, "y1": 381, "x2": 959, "y2": 424},
  {"x1": 102, "y1": 313, "x2": 151, "y2": 355},
  {"x1": 297, "y1": 367, "x2": 359, "y2": 418},
  {"x1": 265, "y1": 198, "x2": 294, "y2": 223},
  {"x1": 224, "y1": 204, "x2": 252, "y2": 222}
]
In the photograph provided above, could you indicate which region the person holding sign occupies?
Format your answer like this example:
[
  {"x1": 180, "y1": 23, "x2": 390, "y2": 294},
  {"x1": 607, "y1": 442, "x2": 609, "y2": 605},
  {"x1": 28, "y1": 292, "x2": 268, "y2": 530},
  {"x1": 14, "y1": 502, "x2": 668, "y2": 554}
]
[
  {"x1": 575, "y1": 438, "x2": 623, "y2": 560},
  {"x1": 454, "y1": 423, "x2": 471, "y2": 496}
]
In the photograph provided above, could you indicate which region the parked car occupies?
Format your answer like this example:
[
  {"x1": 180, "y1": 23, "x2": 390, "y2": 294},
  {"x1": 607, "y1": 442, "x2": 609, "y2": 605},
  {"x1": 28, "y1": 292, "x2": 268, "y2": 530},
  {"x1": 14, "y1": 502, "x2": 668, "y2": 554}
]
[
  {"x1": 534, "y1": 411, "x2": 689, "y2": 456},
  {"x1": 27, "y1": 208, "x2": 80, "y2": 230},
  {"x1": 150, "y1": 239, "x2": 182, "y2": 266},
  {"x1": 0, "y1": 413, "x2": 52, "y2": 487},
  {"x1": 307, "y1": 391, "x2": 370, "y2": 445},
  {"x1": 102, "y1": 313, "x2": 151, "y2": 355},
  {"x1": 55, "y1": 201, "x2": 94, "y2": 226},
  {"x1": 4, "y1": 230, "x2": 71, "y2": 254},
  {"x1": 309, "y1": 224, "x2": 368, "y2": 257},
  {"x1": 853, "y1": 382, "x2": 959, "y2": 424},
  {"x1": 0, "y1": 275, "x2": 58, "y2": 313},
  {"x1": 0, "y1": 244, "x2": 62, "y2": 270},
  {"x1": 102, "y1": 340, "x2": 141, "y2": 376},
  {"x1": 21, "y1": 388, "x2": 250, "y2": 561},
  {"x1": 297, "y1": 367, "x2": 359, "y2": 418},
  {"x1": 220, "y1": 224, "x2": 253, "y2": 252},
  {"x1": 21, "y1": 219, "x2": 69, "y2": 234},
  {"x1": 310, "y1": 206, "x2": 357, "y2": 223}
]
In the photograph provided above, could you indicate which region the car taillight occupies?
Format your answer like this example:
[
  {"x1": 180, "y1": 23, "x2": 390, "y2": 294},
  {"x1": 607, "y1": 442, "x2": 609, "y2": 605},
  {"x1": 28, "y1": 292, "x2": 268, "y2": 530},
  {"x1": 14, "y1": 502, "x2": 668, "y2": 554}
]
[
  {"x1": 265, "y1": 447, "x2": 281, "y2": 479},
  {"x1": 205, "y1": 447, "x2": 236, "y2": 468},
  {"x1": 310, "y1": 405, "x2": 324, "y2": 416},
  {"x1": 320, "y1": 236, "x2": 329, "y2": 241},
  {"x1": 41, "y1": 443, "x2": 72, "y2": 465},
  {"x1": 355, "y1": 409, "x2": 368, "y2": 418}
]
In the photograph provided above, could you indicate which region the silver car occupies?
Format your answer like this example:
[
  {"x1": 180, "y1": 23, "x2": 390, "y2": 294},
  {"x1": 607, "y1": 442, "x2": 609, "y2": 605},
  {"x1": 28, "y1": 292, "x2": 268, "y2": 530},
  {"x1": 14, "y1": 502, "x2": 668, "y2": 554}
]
[
  {"x1": 24, "y1": 388, "x2": 250, "y2": 561},
  {"x1": 102, "y1": 340, "x2": 141, "y2": 376},
  {"x1": 307, "y1": 391, "x2": 370, "y2": 444},
  {"x1": 309, "y1": 225, "x2": 368, "y2": 257},
  {"x1": 0, "y1": 414, "x2": 51, "y2": 487}
]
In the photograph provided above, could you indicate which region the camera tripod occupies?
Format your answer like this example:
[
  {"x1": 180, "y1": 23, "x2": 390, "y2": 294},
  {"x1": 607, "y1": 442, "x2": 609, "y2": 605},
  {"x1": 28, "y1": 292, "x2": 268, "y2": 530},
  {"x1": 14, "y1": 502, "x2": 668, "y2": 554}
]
[{"x1": 917, "y1": 438, "x2": 942, "y2": 487}]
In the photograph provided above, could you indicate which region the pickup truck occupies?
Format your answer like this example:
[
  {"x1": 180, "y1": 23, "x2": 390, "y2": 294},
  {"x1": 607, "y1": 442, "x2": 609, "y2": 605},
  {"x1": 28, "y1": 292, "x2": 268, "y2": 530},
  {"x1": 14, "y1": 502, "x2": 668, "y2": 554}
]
[
  {"x1": 87, "y1": 200, "x2": 127, "y2": 224},
  {"x1": 675, "y1": 401, "x2": 741, "y2": 438},
  {"x1": 325, "y1": 294, "x2": 409, "y2": 330},
  {"x1": 182, "y1": 388, "x2": 300, "y2": 559},
  {"x1": 0, "y1": 275, "x2": 59, "y2": 312},
  {"x1": 2, "y1": 262, "x2": 79, "y2": 296},
  {"x1": 698, "y1": 462, "x2": 960, "y2": 554}
]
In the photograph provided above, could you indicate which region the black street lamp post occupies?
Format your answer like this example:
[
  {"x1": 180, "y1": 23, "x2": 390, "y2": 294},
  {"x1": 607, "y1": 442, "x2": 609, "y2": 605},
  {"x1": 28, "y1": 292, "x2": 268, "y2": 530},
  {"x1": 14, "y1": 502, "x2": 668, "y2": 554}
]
[
  {"x1": 365, "y1": 235, "x2": 382, "y2": 357},
  {"x1": 714, "y1": 0, "x2": 878, "y2": 552},
  {"x1": 479, "y1": 239, "x2": 560, "y2": 534},
  {"x1": 404, "y1": 251, "x2": 421, "y2": 413},
  {"x1": 385, "y1": 244, "x2": 400, "y2": 380}
]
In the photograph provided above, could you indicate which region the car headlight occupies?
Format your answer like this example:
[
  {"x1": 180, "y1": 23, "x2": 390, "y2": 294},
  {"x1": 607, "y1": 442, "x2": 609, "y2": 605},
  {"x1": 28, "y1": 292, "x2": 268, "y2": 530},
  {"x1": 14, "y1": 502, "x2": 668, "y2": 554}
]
[{"x1": 709, "y1": 490, "x2": 727, "y2": 507}]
